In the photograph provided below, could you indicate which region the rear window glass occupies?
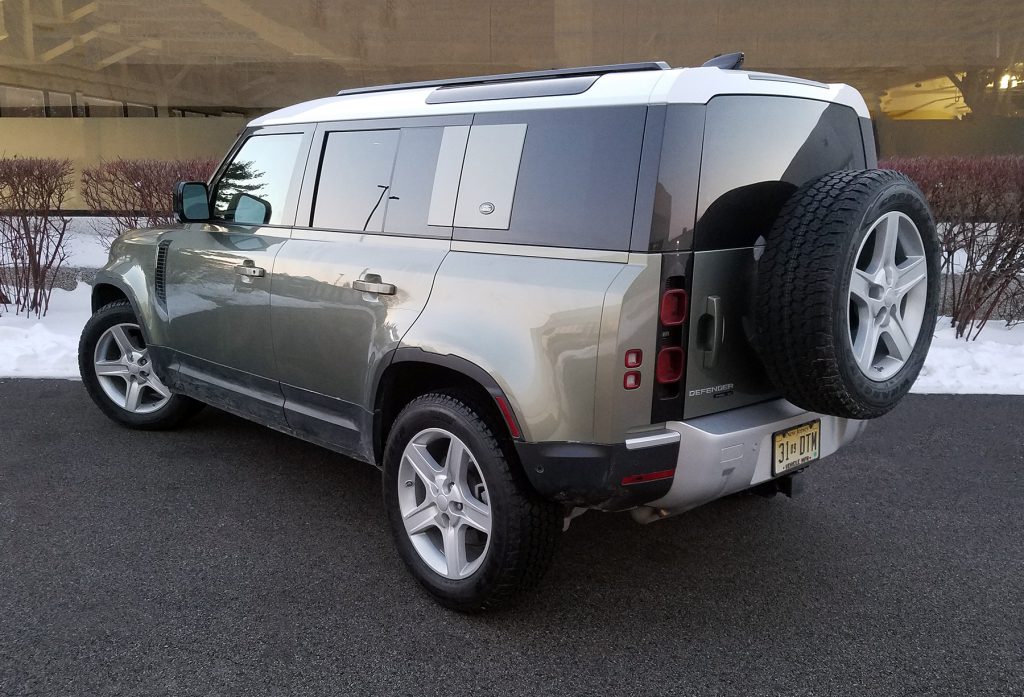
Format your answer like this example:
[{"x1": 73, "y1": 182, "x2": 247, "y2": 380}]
[{"x1": 693, "y1": 96, "x2": 866, "y2": 250}]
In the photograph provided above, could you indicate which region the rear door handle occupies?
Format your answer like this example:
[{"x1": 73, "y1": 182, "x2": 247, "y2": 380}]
[
  {"x1": 353, "y1": 273, "x2": 396, "y2": 295},
  {"x1": 702, "y1": 295, "x2": 725, "y2": 368},
  {"x1": 234, "y1": 261, "x2": 265, "y2": 278}
]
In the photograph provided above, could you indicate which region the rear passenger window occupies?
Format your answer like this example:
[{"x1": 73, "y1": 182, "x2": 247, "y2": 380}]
[
  {"x1": 385, "y1": 127, "x2": 457, "y2": 237},
  {"x1": 313, "y1": 130, "x2": 399, "y2": 231},
  {"x1": 311, "y1": 126, "x2": 466, "y2": 237},
  {"x1": 455, "y1": 107, "x2": 647, "y2": 251}
]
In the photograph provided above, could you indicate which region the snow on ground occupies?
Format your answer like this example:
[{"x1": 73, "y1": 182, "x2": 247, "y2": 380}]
[
  {"x1": 0, "y1": 286, "x2": 91, "y2": 378},
  {"x1": 0, "y1": 224, "x2": 1022, "y2": 391},
  {"x1": 64, "y1": 217, "x2": 113, "y2": 268},
  {"x1": 912, "y1": 320, "x2": 1024, "y2": 395}
]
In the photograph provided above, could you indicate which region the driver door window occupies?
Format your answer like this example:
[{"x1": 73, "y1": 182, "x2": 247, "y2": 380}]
[{"x1": 213, "y1": 133, "x2": 305, "y2": 225}]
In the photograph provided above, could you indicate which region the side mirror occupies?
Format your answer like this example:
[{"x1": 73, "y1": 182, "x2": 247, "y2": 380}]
[
  {"x1": 229, "y1": 192, "x2": 272, "y2": 225},
  {"x1": 174, "y1": 181, "x2": 211, "y2": 222}
]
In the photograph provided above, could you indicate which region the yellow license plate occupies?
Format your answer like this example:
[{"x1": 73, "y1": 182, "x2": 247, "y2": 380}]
[{"x1": 772, "y1": 420, "x2": 821, "y2": 475}]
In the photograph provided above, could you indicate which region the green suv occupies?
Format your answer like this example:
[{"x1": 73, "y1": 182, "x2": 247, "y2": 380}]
[{"x1": 79, "y1": 58, "x2": 939, "y2": 610}]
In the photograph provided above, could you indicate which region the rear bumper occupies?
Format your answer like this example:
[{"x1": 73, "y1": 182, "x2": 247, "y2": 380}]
[
  {"x1": 516, "y1": 438, "x2": 680, "y2": 511},
  {"x1": 517, "y1": 398, "x2": 866, "y2": 516},
  {"x1": 631, "y1": 398, "x2": 867, "y2": 522}
]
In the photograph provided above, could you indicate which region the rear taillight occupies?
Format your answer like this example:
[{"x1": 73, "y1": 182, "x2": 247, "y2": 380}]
[
  {"x1": 652, "y1": 274, "x2": 689, "y2": 407},
  {"x1": 655, "y1": 346, "x2": 684, "y2": 383},
  {"x1": 660, "y1": 289, "x2": 688, "y2": 326}
]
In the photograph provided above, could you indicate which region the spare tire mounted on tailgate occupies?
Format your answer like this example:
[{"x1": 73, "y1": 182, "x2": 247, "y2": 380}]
[{"x1": 754, "y1": 169, "x2": 940, "y2": 420}]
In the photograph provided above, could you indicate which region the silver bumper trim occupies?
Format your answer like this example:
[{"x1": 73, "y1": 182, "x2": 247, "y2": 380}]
[
  {"x1": 624, "y1": 430, "x2": 681, "y2": 450},
  {"x1": 631, "y1": 398, "x2": 868, "y2": 523}
]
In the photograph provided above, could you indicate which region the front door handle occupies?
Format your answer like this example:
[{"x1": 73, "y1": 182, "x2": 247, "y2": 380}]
[
  {"x1": 353, "y1": 273, "x2": 396, "y2": 295},
  {"x1": 234, "y1": 261, "x2": 265, "y2": 278}
]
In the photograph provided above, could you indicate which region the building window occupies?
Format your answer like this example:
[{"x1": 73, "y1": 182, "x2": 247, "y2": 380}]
[
  {"x1": 0, "y1": 86, "x2": 46, "y2": 117},
  {"x1": 83, "y1": 96, "x2": 125, "y2": 117},
  {"x1": 126, "y1": 103, "x2": 157, "y2": 117}
]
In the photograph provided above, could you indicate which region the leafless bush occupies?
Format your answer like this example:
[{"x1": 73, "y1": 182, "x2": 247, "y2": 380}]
[
  {"x1": 881, "y1": 156, "x2": 1024, "y2": 338},
  {"x1": 81, "y1": 158, "x2": 217, "y2": 248},
  {"x1": 0, "y1": 157, "x2": 74, "y2": 317}
]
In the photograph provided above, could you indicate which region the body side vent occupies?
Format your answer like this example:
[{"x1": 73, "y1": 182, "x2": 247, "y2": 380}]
[{"x1": 155, "y1": 240, "x2": 171, "y2": 308}]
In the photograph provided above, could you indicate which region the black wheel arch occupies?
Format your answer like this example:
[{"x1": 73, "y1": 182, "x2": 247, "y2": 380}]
[{"x1": 372, "y1": 348, "x2": 524, "y2": 466}]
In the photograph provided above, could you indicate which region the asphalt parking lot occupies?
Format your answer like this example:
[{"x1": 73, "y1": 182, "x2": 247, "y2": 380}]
[{"x1": 1, "y1": 380, "x2": 1021, "y2": 696}]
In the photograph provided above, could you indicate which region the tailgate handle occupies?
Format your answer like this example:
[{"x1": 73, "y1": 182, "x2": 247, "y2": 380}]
[{"x1": 701, "y1": 295, "x2": 725, "y2": 368}]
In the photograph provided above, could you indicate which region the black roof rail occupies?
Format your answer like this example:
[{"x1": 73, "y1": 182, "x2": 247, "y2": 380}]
[{"x1": 336, "y1": 61, "x2": 672, "y2": 97}]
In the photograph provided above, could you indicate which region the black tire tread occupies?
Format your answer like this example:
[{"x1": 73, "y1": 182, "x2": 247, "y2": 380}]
[
  {"x1": 384, "y1": 391, "x2": 561, "y2": 612},
  {"x1": 754, "y1": 169, "x2": 937, "y2": 419},
  {"x1": 79, "y1": 300, "x2": 202, "y2": 430}
]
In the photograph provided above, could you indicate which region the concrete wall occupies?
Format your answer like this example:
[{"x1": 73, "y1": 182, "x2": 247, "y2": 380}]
[
  {"x1": 877, "y1": 118, "x2": 1024, "y2": 159},
  {"x1": 0, "y1": 118, "x2": 247, "y2": 209}
]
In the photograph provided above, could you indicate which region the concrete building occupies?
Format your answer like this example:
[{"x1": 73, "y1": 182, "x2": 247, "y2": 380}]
[{"x1": 0, "y1": 0, "x2": 1022, "y2": 207}]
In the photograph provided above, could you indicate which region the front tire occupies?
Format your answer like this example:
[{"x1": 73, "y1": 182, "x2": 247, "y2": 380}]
[
  {"x1": 79, "y1": 300, "x2": 202, "y2": 429},
  {"x1": 382, "y1": 392, "x2": 561, "y2": 611}
]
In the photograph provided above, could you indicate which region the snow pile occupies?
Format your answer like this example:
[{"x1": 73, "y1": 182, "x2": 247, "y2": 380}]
[
  {"x1": 912, "y1": 321, "x2": 1024, "y2": 395},
  {"x1": 0, "y1": 286, "x2": 91, "y2": 378}
]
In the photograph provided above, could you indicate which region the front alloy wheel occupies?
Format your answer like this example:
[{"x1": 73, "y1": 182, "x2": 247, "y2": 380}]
[
  {"x1": 93, "y1": 322, "x2": 172, "y2": 414},
  {"x1": 79, "y1": 300, "x2": 202, "y2": 429}
]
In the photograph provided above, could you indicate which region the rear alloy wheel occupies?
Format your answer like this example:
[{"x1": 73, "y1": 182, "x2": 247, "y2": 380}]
[
  {"x1": 397, "y1": 427, "x2": 492, "y2": 580},
  {"x1": 79, "y1": 300, "x2": 202, "y2": 429},
  {"x1": 383, "y1": 391, "x2": 561, "y2": 611}
]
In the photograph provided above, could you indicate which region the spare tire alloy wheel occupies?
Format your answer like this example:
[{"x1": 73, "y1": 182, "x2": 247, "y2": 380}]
[
  {"x1": 398, "y1": 427, "x2": 492, "y2": 579},
  {"x1": 754, "y1": 169, "x2": 940, "y2": 420},
  {"x1": 94, "y1": 322, "x2": 172, "y2": 414},
  {"x1": 847, "y1": 211, "x2": 929, "y2": 381}
]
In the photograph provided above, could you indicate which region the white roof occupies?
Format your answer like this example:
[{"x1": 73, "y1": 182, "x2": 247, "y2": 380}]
[{"x1": 250, "y1": 66, "x2": 870, "y2": 128}]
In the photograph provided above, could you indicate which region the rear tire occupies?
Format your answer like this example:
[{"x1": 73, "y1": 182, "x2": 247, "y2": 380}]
[
  {"x1": 79, "y1": 300, "x2": 202, "y2": 430},
  {"x1": 382, "y1": 391, "x2": 561, "y2": 612},
  {"x1": 754, "y1": 169, "x2": 940, "y2": 419}
]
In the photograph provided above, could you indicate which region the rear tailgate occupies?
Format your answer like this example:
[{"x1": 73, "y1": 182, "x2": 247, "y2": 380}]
[{"x1": 680, "y1": 94, "x2": 869, "y2": 419}]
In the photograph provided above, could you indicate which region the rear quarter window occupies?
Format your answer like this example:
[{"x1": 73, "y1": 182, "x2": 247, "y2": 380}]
[{"x1": 454, "y1": 106, "x2": 647, "y2": 251}]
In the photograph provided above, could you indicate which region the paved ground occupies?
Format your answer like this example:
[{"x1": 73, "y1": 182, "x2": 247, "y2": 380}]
[{"x1": 1, "y1": 380, "x2": 1021, "y2": 696}]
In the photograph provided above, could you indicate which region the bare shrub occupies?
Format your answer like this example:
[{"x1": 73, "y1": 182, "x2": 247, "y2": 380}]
[
  {"x1": 0, "y1": 157, "x2": 75, "y2": 317},
  {"x1": 81, "y1": 158, "x2": 217, "y2": 248},
  {"x1": 881, "y1": 156, "x2": 1024, "y2": 338}
]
